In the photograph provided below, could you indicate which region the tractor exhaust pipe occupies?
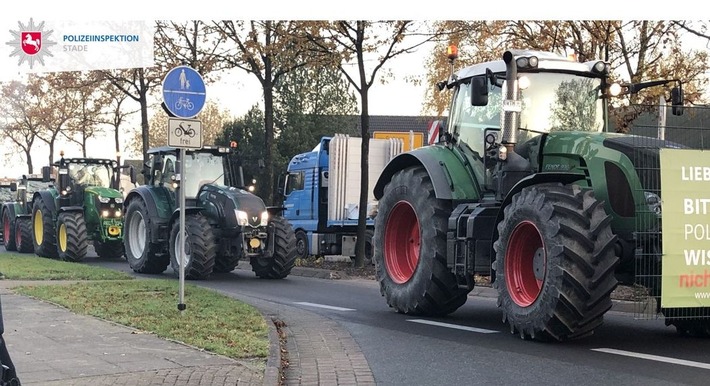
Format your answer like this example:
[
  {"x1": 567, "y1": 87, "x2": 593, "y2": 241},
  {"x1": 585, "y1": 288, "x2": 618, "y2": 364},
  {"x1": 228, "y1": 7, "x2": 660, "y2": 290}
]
[{"x1": 501, "y1": 51, "x2": 520, "y2": 152}]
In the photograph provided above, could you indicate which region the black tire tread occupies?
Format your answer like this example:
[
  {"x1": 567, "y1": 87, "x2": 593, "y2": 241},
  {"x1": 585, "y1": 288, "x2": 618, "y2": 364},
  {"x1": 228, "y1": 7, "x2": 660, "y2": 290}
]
[
  {"x1": 57, "y1": 211, "x2": 88, "y2": 262},
  {"x1": 32, "y1": 198, "x2": 58, "y2": 259},
  {"x1": 15, "y1": 217, "x2": 34, "y2": 253},
  {"x1": 250, "y1": 216, "x2": 297, "y2": 279},
  {"x1": 493, "y1": 183, "x2": 618, "y2": 341},
  {"x1": 124, "y1": 199, "x2": 169, "y2": 274},
  {"x1": 169, "y1": 213, "x2": 216, "y2": 280},
  {"x1": 2, "y1": 209, "x2": 17, "y2": 251}
]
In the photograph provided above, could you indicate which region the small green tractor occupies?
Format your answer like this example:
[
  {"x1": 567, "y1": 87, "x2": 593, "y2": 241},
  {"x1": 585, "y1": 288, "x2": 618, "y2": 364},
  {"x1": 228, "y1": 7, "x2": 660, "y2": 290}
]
[
  {"x1": 373, "y1": 47, "x2": 709, "y2": 341},
  {"x1": 1, "y1": 175, "x2": 53, "y2": 253},
  {"x1": 122, "y1": 145, "x2": 297, "y2": 280},
  {"x1": 31, "y1": 156, "x2": 132, "y2": 261}
]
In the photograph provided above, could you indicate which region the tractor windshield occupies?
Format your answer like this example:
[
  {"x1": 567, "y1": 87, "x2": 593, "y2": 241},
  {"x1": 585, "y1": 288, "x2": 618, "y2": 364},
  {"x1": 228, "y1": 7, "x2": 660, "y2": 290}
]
[
  {"x1": 451, "y1": 72, "x2": 605, "y2": 157},
  {"x1": 68, "y1": 163, "x2": 114, "y2": 188},
  {"x1": 183, "y1": 152, "x2": 225, "y2": 198}
]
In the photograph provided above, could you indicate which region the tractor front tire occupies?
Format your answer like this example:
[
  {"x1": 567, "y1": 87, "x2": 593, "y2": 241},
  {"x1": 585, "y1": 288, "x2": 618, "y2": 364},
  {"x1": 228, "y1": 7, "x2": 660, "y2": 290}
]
[
  {"x1": 250, "y1": 216, "x2": 297, "y2": 279},
  {"x1": 374, "y1": 166, "x2": 470, "y2": 316},
  {"x1": 124, "y1": 199, "x2": 169, "y2": 274},
  {"x1": 493, "y1": 183, "x2": 618, "y2": 342},
  {"x1": 2, "y1": 209, "x2": 17, "y2": 251},
  {"x1": 15, "y1": 217, "x2": 33, "y2": 253},
  {"x1": 169, "y1": 213, "x2": 216, "y2": 280},
  {"x1": 94, "y1": 240, "x2": 125, "y2": 259},
  {"x1": 56, "y1": 211, "x2": 88, "y2": 262},
  {"x1": 32, "y1": 198, "x2": 58, "y2": 259}
]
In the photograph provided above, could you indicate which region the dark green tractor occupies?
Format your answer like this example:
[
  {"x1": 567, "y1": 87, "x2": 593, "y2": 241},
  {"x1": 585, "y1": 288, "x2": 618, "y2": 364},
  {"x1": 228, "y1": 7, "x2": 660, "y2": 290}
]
[
  {"x1": 122, "y1": 145, "x2": 296, "y2": 280},
  {"x1": 1, "y1": 175, "x2": 53, "y2": 253},
  {"x1": 31, "y1": 156, "x2": 133, "y2": 261},
  {"x1": 373, "y1": 48, "x2": 705, "y2": 341}
]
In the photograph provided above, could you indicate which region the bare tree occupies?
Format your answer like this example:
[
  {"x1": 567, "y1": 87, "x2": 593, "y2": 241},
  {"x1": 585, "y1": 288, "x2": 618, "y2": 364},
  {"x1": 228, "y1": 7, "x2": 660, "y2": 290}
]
[
  {"x1": 310, "y1": 20, "x2": 439, "y2": 267},
  {"x1": 0, "y1": 80, "x2": 42, "y2": 174}
]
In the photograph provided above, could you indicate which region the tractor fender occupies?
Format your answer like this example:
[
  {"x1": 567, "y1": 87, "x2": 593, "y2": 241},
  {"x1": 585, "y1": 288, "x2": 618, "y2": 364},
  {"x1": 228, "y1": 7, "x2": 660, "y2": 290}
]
[
  {"x1": 124, "y1": 186, "x2": 169, "y2": 221},
  {"x1": 373, "y1": 146, "x2": 480, "y2": 201},
  {"x1": 168, "y1": 207, "x2": 203, "y2": 231},
  {"x1": 31, "y1": 191, "x2": 56, "y2": 214},
  {"x1": 57, "y1": 206, "x2": 84, "y2": 213},
  {"x1": 489, "y1": 171, "x2": 586, "y2": 282}
]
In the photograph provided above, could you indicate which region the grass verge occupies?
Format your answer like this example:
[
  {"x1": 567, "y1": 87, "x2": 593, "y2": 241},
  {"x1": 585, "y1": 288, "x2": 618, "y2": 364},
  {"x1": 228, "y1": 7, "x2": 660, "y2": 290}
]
[{"x1": 0, "y1": 252, "x2": 270, "y2": 361}]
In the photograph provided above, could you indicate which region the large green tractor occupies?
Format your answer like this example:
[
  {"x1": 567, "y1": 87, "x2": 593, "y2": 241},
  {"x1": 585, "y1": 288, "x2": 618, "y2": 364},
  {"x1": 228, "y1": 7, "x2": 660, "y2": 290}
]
[
  {"x1": 31, "y1": 155, "x2": 132, "y2": 261},
  {"x1": 373, "y1": 48, "x2": 708, "y2": 341},
  {"x1": 122, "y1": 145, "x2": 296, "y2": 280},
  {"x1": 1, "y1": 175, "x2": 53, "y2": 253}
]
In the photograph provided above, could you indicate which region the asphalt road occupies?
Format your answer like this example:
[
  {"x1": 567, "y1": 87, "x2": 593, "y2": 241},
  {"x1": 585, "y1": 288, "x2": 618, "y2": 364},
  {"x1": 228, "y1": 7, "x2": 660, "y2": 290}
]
[{"x1": 4, "y1": 247, "x2": 710, "y2": 385}]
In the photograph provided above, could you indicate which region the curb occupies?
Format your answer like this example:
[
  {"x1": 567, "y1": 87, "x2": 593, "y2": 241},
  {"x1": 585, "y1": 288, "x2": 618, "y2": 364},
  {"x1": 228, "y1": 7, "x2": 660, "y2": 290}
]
[{"x1": 263, "y1": 317, "x2": 282, "y2": 386}]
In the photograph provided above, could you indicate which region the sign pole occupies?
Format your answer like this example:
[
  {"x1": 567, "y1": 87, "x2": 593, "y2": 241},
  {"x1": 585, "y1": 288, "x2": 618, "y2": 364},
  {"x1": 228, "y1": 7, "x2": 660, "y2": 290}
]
[{"x1": 178, "y1": 148, "x2": 187, "y2": 313}]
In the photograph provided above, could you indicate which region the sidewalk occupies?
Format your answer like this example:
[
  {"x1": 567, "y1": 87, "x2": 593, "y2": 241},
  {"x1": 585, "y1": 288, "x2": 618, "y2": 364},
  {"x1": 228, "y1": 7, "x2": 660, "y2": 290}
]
[{"x1": 0, "y1": 264, "x2": 645, "y2": 386}]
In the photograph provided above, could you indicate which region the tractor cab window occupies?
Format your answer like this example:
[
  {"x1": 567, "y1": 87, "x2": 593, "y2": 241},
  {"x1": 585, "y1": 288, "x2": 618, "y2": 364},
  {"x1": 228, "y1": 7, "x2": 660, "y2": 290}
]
[
  {"x1": 161, "y1": 155, "x2": 177, "y2": 189},
  {"x1": 183, "y1": 152, "x2": 225, "y2": 198},
  {"x1": 452, "y1": 72, "x2": 605, "y2": 155},
  {"x1": 69, "y1": 164, "x2": 112, "y2": 188}
]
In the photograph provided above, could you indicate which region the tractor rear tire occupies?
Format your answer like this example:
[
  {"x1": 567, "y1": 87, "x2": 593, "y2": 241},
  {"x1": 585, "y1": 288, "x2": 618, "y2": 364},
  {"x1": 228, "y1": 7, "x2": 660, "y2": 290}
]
[
  {"x1": 214, "y1": 252, "x2": 240, "y2": 273},
  {"x1": 2, "y1": 209, "x2": 17, "y2": 251},
  {"x1": 169, "y1": 213, "x2": 216, "y2": 280},
  {"x1": 56, "y1": 211, "x2": 88, "y2": 262},
  {"x1": 493, "y1": 183, "x2": 618, "y2": 342},
  {"x1": 15, "y1": 217, "x2": 33, "y2": 253},
  {"x1": 32, "y1": 198, "x2": 58, "y2": 259},
  {"x1": 250, "y1": 216, "x2": 297, "y2": 279},
  {"x1": 94, "y1": 240, "x2": 124, "y2": 259},
  {"x1": 374, "y1": 166, "x2": 470, "y2": 316},
  {"x1": 124, "y1": 199, "x2": 169, "y2": 274}
]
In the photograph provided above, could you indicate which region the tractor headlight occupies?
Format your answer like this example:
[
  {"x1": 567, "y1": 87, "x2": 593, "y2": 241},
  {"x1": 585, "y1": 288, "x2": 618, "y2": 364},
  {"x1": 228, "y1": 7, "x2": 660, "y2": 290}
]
[
  {"x1": 98, "y1": 196, "x2": 110, "y2": 203},
  {"x1": 102, "y1": 210, "x2": 110, "y2": 217},
  {"x1": 645, "y1": 191, "x2": 661, "y2": 216},
  {"x1": 260, "y1": 211, "x2": 269, "y2": 226},
  {"x1": 115, "y1": 197, "x2": 123, "y2": 204},
  {"x1": 115, "y1": 209, "x2": 122, "y2": 217},
  {"x1": 235, "y1": 210, "x2": 248, "y2": 226}
]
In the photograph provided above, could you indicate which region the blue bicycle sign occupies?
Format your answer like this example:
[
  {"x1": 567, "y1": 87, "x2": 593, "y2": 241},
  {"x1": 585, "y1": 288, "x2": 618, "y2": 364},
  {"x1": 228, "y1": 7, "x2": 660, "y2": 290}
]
[{"x1": 162, "y1": 66, "x2": 206, "y2": 118}]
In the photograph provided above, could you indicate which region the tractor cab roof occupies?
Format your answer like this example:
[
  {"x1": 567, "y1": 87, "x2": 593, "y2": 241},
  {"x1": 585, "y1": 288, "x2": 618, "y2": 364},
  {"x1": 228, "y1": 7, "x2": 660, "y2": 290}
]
[
  {"x1": 454, "y1": 49, "x2": 608, "y2": 82},
  {"x1": 147, "y1": 145, "x2": 234, "y2": 157},
  {"x1": 54, "y1": 157, "x2": 119, "y2": 168}
]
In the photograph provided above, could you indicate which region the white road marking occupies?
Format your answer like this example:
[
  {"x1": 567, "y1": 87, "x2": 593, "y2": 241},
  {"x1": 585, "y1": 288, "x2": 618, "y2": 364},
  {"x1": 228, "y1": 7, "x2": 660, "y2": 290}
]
[
  {"x1": 407, "y1": 319, "x2": 499, "y2": 334},
  {"x1": 592, "y1": 348, "x2": 710, "y2": 370},
  {"x1": 294, "y1": 302, "x2": 355, "y2": 311}
]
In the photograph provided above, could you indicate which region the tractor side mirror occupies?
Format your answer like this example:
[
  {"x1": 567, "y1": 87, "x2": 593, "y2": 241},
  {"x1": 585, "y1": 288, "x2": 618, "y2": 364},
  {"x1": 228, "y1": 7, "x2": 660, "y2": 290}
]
[
  {"x1": 129, "y1": 166, "x2": 137, "y2": 184},
  {"x1": 41, "y1": 166, "x2": 51, "y2": 182},
  {"x1": 9, "y1": 183, "x2": 17, "y2": 192},
  {"x1": 671, "y1": 86, "x2": 684, "y2": 116},
  {"x1": 471, "y1": 75, "x2": 489, "y2": 106}
]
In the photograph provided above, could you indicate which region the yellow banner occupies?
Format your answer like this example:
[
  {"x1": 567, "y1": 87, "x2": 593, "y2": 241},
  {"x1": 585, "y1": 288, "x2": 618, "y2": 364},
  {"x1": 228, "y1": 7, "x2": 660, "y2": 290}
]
[{"x1": 660, "y1": 148, "x2": 710, "y2": 307}]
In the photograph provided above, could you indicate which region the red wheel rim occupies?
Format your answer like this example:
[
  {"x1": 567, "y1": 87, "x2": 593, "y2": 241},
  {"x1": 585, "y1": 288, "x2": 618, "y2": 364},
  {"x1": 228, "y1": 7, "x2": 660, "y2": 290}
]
[
  {"x1": 15, "y1": 224, "x2": 21, "y2": 247},
  {"x1": 505, "y1": 221, "x2": 545, "y2": 307},
  {"x1": 3, "y1": 216, "x2": 8, "y2": 243},
  {"x1": 384, "y1": 201, "x2": 420, "y2": 284}
]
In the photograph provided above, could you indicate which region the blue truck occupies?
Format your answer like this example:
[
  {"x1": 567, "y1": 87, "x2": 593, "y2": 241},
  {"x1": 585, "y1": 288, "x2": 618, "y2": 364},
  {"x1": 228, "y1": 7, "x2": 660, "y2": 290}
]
[{"x1": 282, "y1": 134, "x2": 406, "y2": 261}]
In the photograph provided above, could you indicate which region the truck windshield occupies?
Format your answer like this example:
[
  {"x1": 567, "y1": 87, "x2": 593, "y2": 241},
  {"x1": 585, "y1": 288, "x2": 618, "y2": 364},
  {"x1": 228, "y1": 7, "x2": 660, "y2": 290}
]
[
  {"x1": 451, "y1": 72, "x2": 605, "y2": 157},
  {"x1": 183, "y1": 152, "x2": 225, "y2": 197}
]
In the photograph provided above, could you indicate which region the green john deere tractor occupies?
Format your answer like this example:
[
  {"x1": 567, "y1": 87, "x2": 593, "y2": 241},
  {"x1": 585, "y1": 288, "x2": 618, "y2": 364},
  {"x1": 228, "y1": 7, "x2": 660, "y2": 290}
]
[
  {"x1": 373, "y1": 48, "x2": 709, "y2": 341},
  {"x1": 31, "y1": 156, "x2": 133, "y2": 261},
  {"x1": 122, "y1": 145, "x2": 296, "y2": 280},
  {"x1": 1, "y1": 175, "x2": 54, "y2": 253}
]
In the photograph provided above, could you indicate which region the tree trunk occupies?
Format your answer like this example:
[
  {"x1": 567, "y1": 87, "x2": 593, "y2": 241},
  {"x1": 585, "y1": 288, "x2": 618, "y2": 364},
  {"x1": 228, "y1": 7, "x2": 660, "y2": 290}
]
[
  {"x1": 25, "y1": 150, "x2": 33, "y2": 175},
  {"x1": 354, "y1": 87, "x2": 370, "y2": 268},
  {"x1": 263, "y1": 76, "x2": 275, "y2": 206}
]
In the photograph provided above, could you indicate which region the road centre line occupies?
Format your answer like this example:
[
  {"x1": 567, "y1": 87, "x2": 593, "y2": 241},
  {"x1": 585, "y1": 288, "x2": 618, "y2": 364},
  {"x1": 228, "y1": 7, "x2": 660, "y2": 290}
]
[
  {"x1": 407, "y1": 319, "x2": 499, "y2": 334},
  {"x1": 294, "y1": 302, "x2": 355, "y2": 311},
  {"x1": 592, "y1": 348, "x2": 710, "y2": 370}
]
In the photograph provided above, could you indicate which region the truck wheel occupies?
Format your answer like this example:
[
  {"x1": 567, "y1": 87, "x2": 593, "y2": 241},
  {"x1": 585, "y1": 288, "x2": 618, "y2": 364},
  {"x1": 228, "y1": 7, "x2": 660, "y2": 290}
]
[
  {"x1": 15, "y1": 217, "x2": 33, "y2": 253},
  {"x1": 32, "y1": 198, "x2": 58, "y2": 259},
  {"x1": 169, "y1": 213, "x2": 216, "y2": 280},
  {"x1": 2, "y1": 208, "x2": 18, "y2": 251},
  {"x1": 124, "y1": 199, "x2": 169, "y2": 274},
  {"x1": 295, "y1": 230, "x2": 309, "y2": 260},
  {"x1": 56, "y1": 211, "x2": 88, "y2": 262},
  {"x1": 250, "y1": 216, "x2": 297, "y2": 279},
  {"x1": 493, "y1": 183, "x2": 618, "y2": 341},
  {"x1": 94, "y1": 240, "x2": 124, "y2": 259},
  {"x1": 374, "y1": 166, "x2": 470, "y2": 316}
]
